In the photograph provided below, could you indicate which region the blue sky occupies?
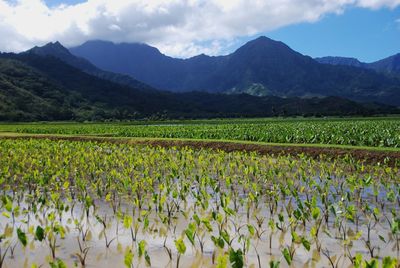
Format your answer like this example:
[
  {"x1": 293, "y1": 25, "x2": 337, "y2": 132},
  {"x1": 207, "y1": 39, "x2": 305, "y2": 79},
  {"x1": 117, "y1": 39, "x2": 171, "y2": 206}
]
[
  {"x1": 271, "y1": 7, "x2": 399, "y2": 62},
  {"x1": 2, "y1": 1, "x2": 400, "y2": 60},
  {"x1": 229, "y1": 7, "x2": 400, "y2": 62},
  {"x1": 44, "y1": 0, "x2": 84, "y2": 6}
]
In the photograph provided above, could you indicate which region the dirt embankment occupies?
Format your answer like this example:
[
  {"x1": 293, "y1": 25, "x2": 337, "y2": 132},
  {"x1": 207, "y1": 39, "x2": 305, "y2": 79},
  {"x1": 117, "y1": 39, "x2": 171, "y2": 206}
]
[{"x1": 1, "y1": 135, "x2": 400, "y2": 166}]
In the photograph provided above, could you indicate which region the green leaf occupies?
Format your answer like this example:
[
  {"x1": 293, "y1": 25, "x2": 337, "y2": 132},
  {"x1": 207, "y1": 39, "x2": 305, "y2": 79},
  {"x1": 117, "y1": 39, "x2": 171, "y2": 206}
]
[
  {"x1": 216, "y1": 252, "x2": 228, "y2": 268},
  {"x1": 312, "y1": 207, "x2": 320, "y2": 220},
  {"x1": 221, "y1": 230, "x2": 230, "y2": 244},
  {"x1": 224, "y1": 207, "x2": 236, "y2": 216},
  {"x1": 211, "y1": 236, "x2": 225, "y2": 248},
  {"x1": 365, "y1": 259, "x2": 378, "y2": 268},
  {"x1": 247, "y1": 224, "x2": 255, "y2": 236},
  {"x1": 145, "y1": 251, "x2": 151, "y2": 267},
  {"x1": 185, "y1": 228, "x2": 195, "y2": 246},
  {"x1": 35, "y1": 226, "x2": 45, "y2": 242},
  {"x1": 143, "y1": 217, "x2": 149, "y2": 230},
  {"x1": 2, "y1": 212, "x2": 10, "y2": 218},
  {"x1": 269, "y1": 260, "x2": 280, "y2": 268},
  {"x1": 63, "y1": 181, "x2": 69, "y2": 189},
  {"x1": 17, "y1": 228, "x2": 27, "y2": 247},
  {"x1": 57, "y1": 260, "x2": 67, "y2": 268},
  {"x1": 5, "y1": 201, "x2": 12, "y2": 212},
  {"x1": 123, "y1": 215, "x2": 132, "y2": 229},
  {"x1": 310, "y1": 226, "x2": 317, "y2": 237},
  {"x1": 354, "y1": 253, "x2": 363, "y2": 268},
  {"x1": 49, "y1": 259, "x2": 67, "y2": 268},
  {"x1": 201, "y1": 219, "x2": 213, "y2": 232},
  {"x1": 293, "y1": 209, "x2": 302, "y2": 220},
  {"x1": 229, "y1": 248, "x2": 244, "y2": 268},
  {"x1": 378, "y1": 235, "x2": 386, "y2": 243},
  {"x1": 301, "y1": 237, "x2": 311, "y2": 251},
  {"x1": 138, "y1": 240, "x2": 146, "y2": 258},
  {"x1": 382, "y1": 256, "x2": 397, "y2": 268},
  {"x1": 193, "y1": 214, "x2": 200, "y2": 226},
  {"x1": 124, "y1": 248, "x2": 134, "y2": 268},
  {"x1": 175, "y1": 238, "x2": 186, "y2": 255},
  {"x1": 268, "y1": 219, "x2": 275, "y2": 231},
  {"x1": 291, "y1": 231, "x2": 300, "y2": 243},
  {"x1": 282, "y1": 248, "x2": 292, "y2": 266}
]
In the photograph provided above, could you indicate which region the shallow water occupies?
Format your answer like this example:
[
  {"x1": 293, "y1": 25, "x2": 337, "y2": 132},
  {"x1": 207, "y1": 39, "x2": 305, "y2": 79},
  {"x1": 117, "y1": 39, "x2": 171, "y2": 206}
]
[
  {"x1": 0, "y1": 140, "x2": 399, "y2": 268},
  {"x1": 1, "y1": 192, "x2": 397, "y2": 268}
]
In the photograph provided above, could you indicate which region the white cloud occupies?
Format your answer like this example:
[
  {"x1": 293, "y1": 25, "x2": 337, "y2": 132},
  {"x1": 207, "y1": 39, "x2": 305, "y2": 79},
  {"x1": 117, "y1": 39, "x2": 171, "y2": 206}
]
[{"x1": 0, "y1": 0, "x2": 399, "y2": 57}]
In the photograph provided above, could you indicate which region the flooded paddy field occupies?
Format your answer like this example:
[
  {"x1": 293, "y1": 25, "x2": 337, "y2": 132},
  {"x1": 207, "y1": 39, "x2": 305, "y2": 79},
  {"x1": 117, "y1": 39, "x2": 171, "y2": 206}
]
[{"x1": 0, "y1": 139, "x2": 399, "y2": 267}]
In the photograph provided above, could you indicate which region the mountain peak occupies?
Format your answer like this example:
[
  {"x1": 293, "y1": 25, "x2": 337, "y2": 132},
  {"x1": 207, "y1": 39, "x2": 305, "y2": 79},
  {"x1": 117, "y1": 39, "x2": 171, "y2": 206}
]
[
  {"x1": 29, "y1": 41, "x2": 70, "y2": 57},
  {"x1": 189, "y1": 53, "x2": 210, "y2": 60},
  {"x1": 369, "y1": 52, "x2": 400, "y2": 73},
  {"x1": 237, "y1": 36, "x2": 291, "y2": 53},
  {"x1": 246, "y1": 36, "x2": 281, "y2": 46},
  {"x1": 253, "y1": 36, "x2": 274, "y2": 42},
  {"x1": 81, "y1": 40, "x2": 115, "y2": 46},
  {"x1": 71, "y1": 39, "x2": 163, "y2": 59},
  {"x1": 43, "y1": 41, "x2": 67, "y2": 50},
  {"x1": 231, "y1": 36, "x2": 300, "y2": 62}
]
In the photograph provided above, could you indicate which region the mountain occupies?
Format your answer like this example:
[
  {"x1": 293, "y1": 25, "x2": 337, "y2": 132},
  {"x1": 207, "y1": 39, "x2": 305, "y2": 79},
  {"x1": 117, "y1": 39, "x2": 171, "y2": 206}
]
[
  {"x1": 0, "y1": 57, "x2": 77, "y2": 121},
  {"x1": 0, "y1": 52, "x2": 396, "y2": 121},
  {"x1": 368, "y1": 54, "x2": 400, "y2": 75},
  {"x1": 316, "y1": 54, "x2": 400, "y2": 76},
  {"x1": 27, "y1": 42, "x2": 153, "y2": 90},
  {"x1": 70, "y1": 40, "x2": 223, "y2": 91},
  {"x1": 70, "y1": 37, "x2": 400, "y2": 106},
  {"x1": 315, "y1": 56, "x2": 366, "y2": 68}
]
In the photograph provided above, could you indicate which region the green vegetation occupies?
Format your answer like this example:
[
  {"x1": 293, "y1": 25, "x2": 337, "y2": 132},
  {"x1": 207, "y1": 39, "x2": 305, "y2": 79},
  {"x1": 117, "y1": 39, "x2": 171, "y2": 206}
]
[
  {"x1": 1, "y1": 117, "x2": 399, "y2": 148},
  {"x1": 0, "y1": 58, "x2": 78, "y2": 121},
  {"x1": 0, "y1": 139, "x2": 398, "y2": 267},
  {"x1": 1, "y1": 53, "x2": 399, "y2": 122}
]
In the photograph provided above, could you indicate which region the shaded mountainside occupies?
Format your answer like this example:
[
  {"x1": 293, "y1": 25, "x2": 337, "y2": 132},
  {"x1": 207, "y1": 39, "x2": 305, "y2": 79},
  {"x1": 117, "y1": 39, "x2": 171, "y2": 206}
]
[
  {"x1": 27, "y1": 42, "x2": 154, "y2": 91},
  {"x1": 70, "y1": 37, "x2": 400, "y2": 106},
  {"x1": 0, "y1": 53, "x2": 397, "y2": 121},
  {"x1": 0, "y1": 58, "x2": 78, "y2": 121},
  {"x1": 315, "y1": 56, "x2": 367, "y2": 68},
  {"x1": 316, "y1": 54, "x2": 400, "y2": 76},
  {"x1": 71, "y1": 40, "x2": 225, "y2": 91},
  {"x1": 369, "y1": 54, "x2": 400, "y2": 75}
]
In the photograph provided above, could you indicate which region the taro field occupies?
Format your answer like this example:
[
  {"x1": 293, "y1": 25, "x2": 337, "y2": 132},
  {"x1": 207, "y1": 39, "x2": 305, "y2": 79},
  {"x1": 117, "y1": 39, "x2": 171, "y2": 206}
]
[
  {"x1": 0, "y1": 117, "x2": 400, "y2": 148},
  {"x1": 0, "y1": 138, "x2": 399, "y2": 267}
]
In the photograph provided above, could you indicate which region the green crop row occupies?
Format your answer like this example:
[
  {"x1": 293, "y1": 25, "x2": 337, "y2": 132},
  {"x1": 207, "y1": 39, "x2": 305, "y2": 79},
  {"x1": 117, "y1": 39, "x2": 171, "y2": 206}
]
[{"x1": 1, "y1": 117, "x2": 399, "y2": 148}]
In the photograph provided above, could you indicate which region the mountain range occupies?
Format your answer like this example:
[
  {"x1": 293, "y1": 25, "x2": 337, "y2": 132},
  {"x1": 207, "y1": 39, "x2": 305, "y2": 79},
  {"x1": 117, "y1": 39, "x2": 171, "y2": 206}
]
[
  {"x1": 70, "y1": 37, "x2": 400, "y2": 106},
  {"x1": 28, "y1": 42, "x2": 154, "y2": 91},
  {"x1": 0, "y1": 36, "x2": 399, "y2": 121},
  {"x1": 316, "y1": 54, "x2": 400, "y2": 75}
]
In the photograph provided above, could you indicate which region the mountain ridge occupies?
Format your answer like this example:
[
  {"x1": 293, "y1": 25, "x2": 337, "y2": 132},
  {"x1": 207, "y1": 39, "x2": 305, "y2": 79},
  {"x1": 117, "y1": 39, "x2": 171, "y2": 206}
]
[
  {"x1": 316, "y1": 54, "x2": 400, "y2": 75},
  {"x1": 315, "y1": 56, "x2": 367, "y2": 68},
  {"x1": 70, "y1": 36, "x2": 400, "y2": 106},
  {"x1": 2, "y1": 51, "x2": 392, "y2": 121},
  {"x1": 26, "y1": 41, "x2": 154, "y2": 91}
]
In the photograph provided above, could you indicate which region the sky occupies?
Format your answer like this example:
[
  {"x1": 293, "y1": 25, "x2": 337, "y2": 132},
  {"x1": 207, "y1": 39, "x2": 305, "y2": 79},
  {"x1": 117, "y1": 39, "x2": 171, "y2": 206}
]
[{"x1": 0, "y1": 0, "x2": 399, "y2": 62}]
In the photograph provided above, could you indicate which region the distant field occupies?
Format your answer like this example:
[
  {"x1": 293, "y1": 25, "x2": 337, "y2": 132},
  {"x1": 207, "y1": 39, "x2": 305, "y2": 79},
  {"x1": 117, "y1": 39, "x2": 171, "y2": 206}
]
[{"x1": 0, "y1": 117, "x2": 399, "y2": 148}]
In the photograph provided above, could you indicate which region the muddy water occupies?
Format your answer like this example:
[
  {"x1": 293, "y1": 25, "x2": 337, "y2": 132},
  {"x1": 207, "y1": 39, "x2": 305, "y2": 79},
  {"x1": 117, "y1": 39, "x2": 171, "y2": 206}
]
[{"x1": 0, "y1": 192, "x2": 397, "y2": 268}]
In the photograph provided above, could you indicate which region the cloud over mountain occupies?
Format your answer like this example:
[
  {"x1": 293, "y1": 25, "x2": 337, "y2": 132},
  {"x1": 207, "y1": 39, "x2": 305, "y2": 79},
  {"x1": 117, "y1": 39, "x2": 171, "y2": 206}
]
[{"x1": 0, "y1": 0, "x2": 399, "y2": 57}]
